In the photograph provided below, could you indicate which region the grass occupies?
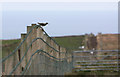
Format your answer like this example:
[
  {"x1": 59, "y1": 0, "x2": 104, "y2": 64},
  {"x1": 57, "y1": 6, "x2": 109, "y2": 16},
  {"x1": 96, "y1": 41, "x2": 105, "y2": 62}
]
[
  {"x1": 2, "y1": 39, "x2": 20, "y2": 58},
  {"x1": 2, "y1": 39, "x2": 20, "y2": 45},
  {"x1": 53, "y1": 35, "x2": 85, "y2": 53},
  {"x1": 1, "y1": 35, "x2": 85, "y2": 58},
  {"x1": 0, "y1": 48, "x2": 2, "y2": 59},
  {"x1": 65, "y1": 70, "x2": 120, "y2": 76},
  {"x1": 1, "y1": 35, "x2": 120, "y2": 76},
  {"x1": 0, "y1": 40, "x2": 2, "y2": 59}
]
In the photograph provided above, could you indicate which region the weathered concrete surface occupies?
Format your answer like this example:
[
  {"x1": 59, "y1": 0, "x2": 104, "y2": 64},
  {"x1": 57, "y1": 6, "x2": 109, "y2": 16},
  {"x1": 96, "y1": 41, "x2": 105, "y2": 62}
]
[
  {"x1": 2, "y1": 23, "x2": 70, "y2": 75},
  {"x1": 84, "y1": 33, "x2": 119, "y2": 50},
  {"x1": 97, "y1": 34, "x2": 119, "y2": 50}
]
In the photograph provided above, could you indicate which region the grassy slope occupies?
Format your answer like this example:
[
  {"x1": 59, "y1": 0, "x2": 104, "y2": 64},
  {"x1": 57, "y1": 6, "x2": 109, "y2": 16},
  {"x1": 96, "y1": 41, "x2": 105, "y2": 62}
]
[
  {"x1": 2, "y1": 39, "x2": 20, "y2": 45},
  {"x1": 53, "y1": 35, "x2": 85, "y2": 53},
  {"x1": 2, "y1": 39, "x2": 20, "y2": 58}
]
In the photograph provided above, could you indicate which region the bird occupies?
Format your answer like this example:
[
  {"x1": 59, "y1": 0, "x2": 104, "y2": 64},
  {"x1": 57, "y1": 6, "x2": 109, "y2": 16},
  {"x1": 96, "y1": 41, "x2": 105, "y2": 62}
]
[{"x1": 38, "y1": 22, "x2": 48, "y2": 26}]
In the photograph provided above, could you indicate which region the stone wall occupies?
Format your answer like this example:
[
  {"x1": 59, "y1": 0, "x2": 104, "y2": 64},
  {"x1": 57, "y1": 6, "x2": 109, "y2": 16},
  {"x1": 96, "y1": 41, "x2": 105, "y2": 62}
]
[
  {"x1": 84, "y1": 33, "x2": 97, "y2": 50},
  {"x1": 96, "y1": 33, "x2": 119, "y2": 50},
  {"x1": 84, "y1": 33, "x2": 119, "y2": 50}
]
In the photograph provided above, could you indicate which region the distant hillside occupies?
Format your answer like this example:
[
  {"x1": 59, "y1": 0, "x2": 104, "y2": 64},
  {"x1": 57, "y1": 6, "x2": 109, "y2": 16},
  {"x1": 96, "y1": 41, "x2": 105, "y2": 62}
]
[
  {"x1": 52, "y1": 35, "x2": 85, "y2": 52},
  {"x1": 2, "y1": 39, "x2": 20, "y2": 58}
]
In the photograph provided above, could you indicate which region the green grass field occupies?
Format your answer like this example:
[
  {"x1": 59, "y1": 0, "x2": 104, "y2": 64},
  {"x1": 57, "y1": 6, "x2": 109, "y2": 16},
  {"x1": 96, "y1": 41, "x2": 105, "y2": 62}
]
[
  {"x1": 53, "y1": 35, "x2": 85, "y2": 53},
  {"x1": 2, "y1": 39, "x2": 20, "y2": 45},
  {"x1": 2, "y1": 39, "x2": 20, "y2": 58}
]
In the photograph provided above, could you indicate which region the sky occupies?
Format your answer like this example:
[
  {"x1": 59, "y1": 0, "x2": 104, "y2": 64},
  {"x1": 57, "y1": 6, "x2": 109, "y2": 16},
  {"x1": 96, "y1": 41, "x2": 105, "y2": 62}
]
[
  {"x1": 0, "y1": 0, "x2": 119, "y2": 2},
  {"x1": 0, "y1": 1, "x2": 119, "y2": 39}
]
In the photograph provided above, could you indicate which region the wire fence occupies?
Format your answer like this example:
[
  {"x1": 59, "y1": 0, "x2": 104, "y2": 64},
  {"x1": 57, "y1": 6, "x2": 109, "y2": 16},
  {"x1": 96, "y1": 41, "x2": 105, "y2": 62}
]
[
  {"x1": 1, "y1": 24, "x2": 73, "y2": 75},
  {"x1": 73, "y1": 50, "x2": 120, "y2": 71},
  {"x1": 1, "y1": 24, "x2": 119, "y2": 75},
  {"x1": 21, "y1": 49, "x2": 72, "y2": 75}
]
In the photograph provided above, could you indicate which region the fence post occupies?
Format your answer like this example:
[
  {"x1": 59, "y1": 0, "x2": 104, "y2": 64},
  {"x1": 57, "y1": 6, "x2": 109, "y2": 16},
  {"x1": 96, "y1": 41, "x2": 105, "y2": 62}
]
[{"x1": 117, "y1": 50, "x2": 119, "y2": 72}]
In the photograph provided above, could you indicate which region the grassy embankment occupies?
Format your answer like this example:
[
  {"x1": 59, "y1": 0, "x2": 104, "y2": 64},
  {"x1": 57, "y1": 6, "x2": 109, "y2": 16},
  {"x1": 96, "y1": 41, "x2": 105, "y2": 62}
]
[
  {"x1": 2, "y1": 39, "x2": 21, "y2": 58},
  {"x1": 52, "y1": 35, "x2": 85, "y2": 53}
]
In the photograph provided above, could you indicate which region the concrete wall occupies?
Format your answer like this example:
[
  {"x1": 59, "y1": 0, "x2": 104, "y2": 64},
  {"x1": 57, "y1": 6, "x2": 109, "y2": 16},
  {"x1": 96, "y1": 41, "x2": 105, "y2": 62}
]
[{"x1": 3, "y1": 23, "x2": 70, "y2": 75}]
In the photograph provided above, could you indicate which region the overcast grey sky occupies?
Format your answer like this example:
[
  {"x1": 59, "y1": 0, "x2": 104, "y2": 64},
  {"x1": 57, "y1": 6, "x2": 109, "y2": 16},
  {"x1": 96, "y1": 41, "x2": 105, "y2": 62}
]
[{"x1": 1, "y1": 2, "x2": 118, "y2": 39}]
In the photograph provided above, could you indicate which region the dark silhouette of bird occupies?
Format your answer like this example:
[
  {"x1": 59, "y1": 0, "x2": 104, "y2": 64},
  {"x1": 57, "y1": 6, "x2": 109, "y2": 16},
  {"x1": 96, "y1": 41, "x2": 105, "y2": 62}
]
[{"x1": 38, "y1": 22, "x2": 48, "y2": 26}]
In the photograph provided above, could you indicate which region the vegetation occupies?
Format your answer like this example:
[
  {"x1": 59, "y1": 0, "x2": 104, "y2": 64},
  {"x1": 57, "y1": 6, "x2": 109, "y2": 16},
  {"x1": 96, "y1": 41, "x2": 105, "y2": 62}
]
[
  {"x1": 1, "y1": 35, "x2": 85, "y2": 58},
  {"x1": 2, "y1": 39, "x2": 20, "y2": 45},
  {"x1": 2, "y1": 39, "x2": 20, "y2": 58},
  {"x1": 53, "y1": 35, "x2": 85, "y2": 53},
  {"x1": 65, "y1": 70, "x2": 120, "y2": 76},
  {"x1": 1, "y1": 35, "x2": 120, "y2": 75}
]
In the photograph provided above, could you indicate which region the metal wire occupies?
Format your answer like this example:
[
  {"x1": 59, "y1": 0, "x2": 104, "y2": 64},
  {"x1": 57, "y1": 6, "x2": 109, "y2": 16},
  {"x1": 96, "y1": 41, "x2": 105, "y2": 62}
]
[
  {"x1": 75, "y1": 60, "x2": 120, "y2": 63},
  {"x1": 8, "y1": 37, "x2": 70, "y2": 75},
  {"x1": 73, "y1": 50, "x2": 119, "y2": 71},
  {"x1": 1, "y1": 25, "x2": 61, "y2": 63},
  {"x1": 1, "y1": 25, "x2": 41, "y2": 63},
  {"x1": 76, "y1": 69, "x2": 118, "y2": 71},
  {"x1": 21, "y1": 49, "x2": 72, "y2": 75},
  {"x1": 74, "y1": 55, "x2": 119, "y2": 57},
  {"x1": 8, "y1": 36, "x2": 63, "y2": 75},
  {"x1": 74, "y1": 50, "x2": 119, "y2": 53},
  {"x1": 1, "y1": 25, "x2": 72, "y2": 75},
  {"x1": 74, "y1": 66, "x2": 119, "y2": 68}
]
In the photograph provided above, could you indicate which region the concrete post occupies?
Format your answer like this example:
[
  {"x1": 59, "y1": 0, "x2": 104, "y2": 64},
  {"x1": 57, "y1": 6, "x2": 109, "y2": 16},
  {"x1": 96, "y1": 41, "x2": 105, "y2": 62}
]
[
  {"x1": 84, "y1": 34, "x2": 88, "y2": 50},
  {"x1": 97, "y1": 32, "x2": 102, "y2": 50},
  {"x1": 4, "y1": 51, "x2": 14, "y2": 75},
  {"x1": 26, "y1": 26, "x2": 32, "y2": 75},
  {"x1": 20, "y1": 33, "x2": 27, "y2": 74}
]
